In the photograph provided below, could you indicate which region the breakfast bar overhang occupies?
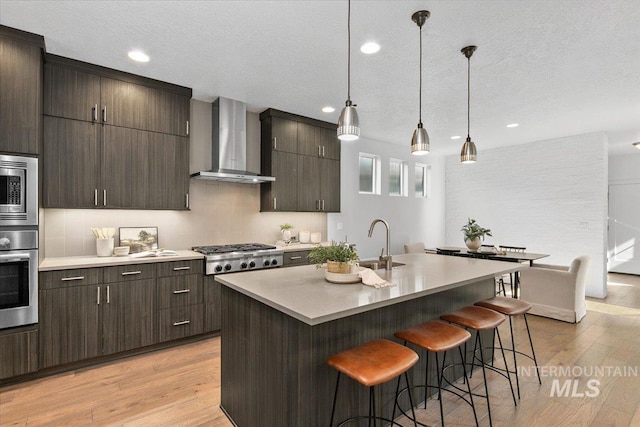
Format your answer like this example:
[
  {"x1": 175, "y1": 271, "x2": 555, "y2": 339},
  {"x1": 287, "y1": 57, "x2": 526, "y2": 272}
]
[{"x1": 216, "y1": 253, "x2": 525, "y2": 426}]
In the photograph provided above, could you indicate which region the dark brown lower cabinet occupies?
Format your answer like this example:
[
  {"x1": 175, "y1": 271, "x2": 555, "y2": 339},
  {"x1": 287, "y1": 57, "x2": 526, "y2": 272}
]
[
  {"x1": 158, "y1": 304, "x2": 204, "y2": 342},
  {"x1": 0, "y1": 326, "x2": 39, "y2": 380},
  {"x1": 203, "y1": 276, "x2": 222, "y2": 333},
  {"x1": 102, "y1": 279, "x2": 155, "y2": 355},
  {"x1": 40, "y1": 285, "x2": 100, "y2": 368}
]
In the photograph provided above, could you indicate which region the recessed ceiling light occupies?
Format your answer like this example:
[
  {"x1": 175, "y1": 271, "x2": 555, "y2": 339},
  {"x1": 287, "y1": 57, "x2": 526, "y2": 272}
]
[
  {"x1": 360, "y1": 42, "x2": 380, "y2": 54},
  {"x1": 128, "y1": 50, "x2": 150, "y2": 63},
  {"x1": 322, "y1": 106, "x2": 335, "y2": 113},
  {"x1": 506, "y1": 123, "x2": 519, "y2": 128},
  {"x1": 633, "y1": 141, "x2": 640, "y2": 149},
  {"x1": 450, "y1": 135, "x2": 461, "y2": 140}
]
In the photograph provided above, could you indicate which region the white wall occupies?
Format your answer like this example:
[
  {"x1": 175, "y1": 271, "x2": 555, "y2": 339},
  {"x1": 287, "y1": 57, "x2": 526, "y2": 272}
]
[
  {"x1": 327, "y1": 136, "x2": 446, "y2": 260},
  {"x1": 41, "y1": 100, "x2": 326, "y2": 257},
  {"x1": 445, "y1": 132, "x2": 608, "y2": 298}
]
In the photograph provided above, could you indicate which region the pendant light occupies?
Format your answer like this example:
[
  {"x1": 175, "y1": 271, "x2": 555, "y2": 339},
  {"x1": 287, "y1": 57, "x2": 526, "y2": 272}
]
[
  {"x1": 460, "y1": 45, "x2": 478, "y2": 163},
  {"x1": 410, "y1": 10, "x2": 431, "y2": 155},
  {"x1": 337, "y1": 0, "x2": 360, "y2": 141}
]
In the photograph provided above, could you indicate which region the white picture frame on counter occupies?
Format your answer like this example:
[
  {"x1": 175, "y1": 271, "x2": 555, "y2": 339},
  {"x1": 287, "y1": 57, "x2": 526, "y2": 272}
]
[{"x1": 118, "y1": 226, "x2": 158, "y2": 253}]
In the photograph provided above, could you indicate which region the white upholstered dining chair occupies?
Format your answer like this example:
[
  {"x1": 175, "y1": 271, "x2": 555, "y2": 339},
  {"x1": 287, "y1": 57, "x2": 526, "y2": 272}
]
[
  {"x1": 403, "y1": 242, "x2": 426, "y2": 254},
  {"x1": 519, "y1": 255, "x2": 590, "y2": 323}
]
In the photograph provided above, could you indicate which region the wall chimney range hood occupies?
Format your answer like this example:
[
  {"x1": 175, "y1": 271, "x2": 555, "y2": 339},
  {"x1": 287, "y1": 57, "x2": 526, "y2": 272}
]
[{"x1": 190, "y1": 97, "x2": 275, "y2": 184}]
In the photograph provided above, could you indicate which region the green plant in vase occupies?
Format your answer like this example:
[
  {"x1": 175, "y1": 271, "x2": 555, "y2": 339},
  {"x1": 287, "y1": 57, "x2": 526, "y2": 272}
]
[
  {"x1": 308, "y1": 241, "x2": 359, "y2": 273},
  {"x1": 461, "y1": 218, "x2": 492, "y2": 251},
  {"x1": 280, "y1": 223, "x2": 293, "y2": 243}
]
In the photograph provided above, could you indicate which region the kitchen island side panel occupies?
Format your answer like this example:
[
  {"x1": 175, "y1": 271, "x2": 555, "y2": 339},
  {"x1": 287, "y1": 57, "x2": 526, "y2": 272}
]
[{"x1": 220, "y1": 278, "x2": 494, "y2": 427}]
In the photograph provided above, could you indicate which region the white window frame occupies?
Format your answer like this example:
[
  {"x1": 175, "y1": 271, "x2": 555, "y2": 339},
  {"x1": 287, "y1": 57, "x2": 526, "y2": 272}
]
[
  {"x1": 414, "y1": 163, "x2": 431, "y2": 198},
  {"x1": 389, "y1": 158, "x2": 408, "y2": 197},
  {"x1": 358, "y1": 153, "x2": 381, "y2": 195}
]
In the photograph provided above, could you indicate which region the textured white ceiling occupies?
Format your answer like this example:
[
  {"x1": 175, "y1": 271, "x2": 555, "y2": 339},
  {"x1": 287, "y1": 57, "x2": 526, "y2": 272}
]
[{"x1": 2, "y1": 0, "x2": 639, "y2": 156}]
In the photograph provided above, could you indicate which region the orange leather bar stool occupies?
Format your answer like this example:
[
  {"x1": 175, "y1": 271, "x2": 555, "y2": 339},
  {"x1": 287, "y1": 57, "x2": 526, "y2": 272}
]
[
  {"x1": 394, "y1": 320, "x2": 479, "y2": 427},
  {"x1": 440, "y1": 306, "x2": 517, "y2": 427},
  {"x1": 475, "y1": 296, "x2": 542, "y2": 399},
  {"x1": 327, "y1": 339, "x2": 419, "y2": 427}
]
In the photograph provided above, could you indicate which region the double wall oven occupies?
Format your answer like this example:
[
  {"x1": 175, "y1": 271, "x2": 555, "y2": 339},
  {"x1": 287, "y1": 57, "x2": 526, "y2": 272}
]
[{"x1": 0, "y1": 154, "x2": 39, "y2": 330}]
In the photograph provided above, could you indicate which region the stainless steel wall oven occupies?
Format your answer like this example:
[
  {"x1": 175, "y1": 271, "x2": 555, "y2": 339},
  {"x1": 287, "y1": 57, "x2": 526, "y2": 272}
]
[{"x1": 0, "y1": 230, "x2": 38, "y2": 329}]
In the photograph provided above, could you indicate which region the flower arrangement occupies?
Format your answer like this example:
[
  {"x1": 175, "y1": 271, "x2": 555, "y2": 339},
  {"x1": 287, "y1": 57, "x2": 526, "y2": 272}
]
[
  {"x1": 308, "y1": 241, "x2": 359, "y2": 272},
  {"x1": 461, "y1": 218, "x2": 492, "y2": 241}
]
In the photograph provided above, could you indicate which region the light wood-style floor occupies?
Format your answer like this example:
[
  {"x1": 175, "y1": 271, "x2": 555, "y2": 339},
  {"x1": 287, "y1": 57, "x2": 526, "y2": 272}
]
[{"x1": 1, "y1": 273, "x2": 639, "y2": 427}]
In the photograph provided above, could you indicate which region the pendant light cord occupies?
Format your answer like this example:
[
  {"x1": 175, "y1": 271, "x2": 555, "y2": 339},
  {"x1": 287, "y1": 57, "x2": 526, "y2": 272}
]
[
  {"x1": 467, "y1": 56, "x2": 471, "y2": 139},
  {"x1": 347, "y1": 0, "x2": 351, "y2": 103},
  {"x1": 419, "y1": 23, "x2": 423, "y2": 124}
]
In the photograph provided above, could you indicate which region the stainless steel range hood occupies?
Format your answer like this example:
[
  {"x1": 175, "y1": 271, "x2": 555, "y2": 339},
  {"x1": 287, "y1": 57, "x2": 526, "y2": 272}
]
[{"x1": 190, "y1": 97, "x2": 275, "y2": 184}]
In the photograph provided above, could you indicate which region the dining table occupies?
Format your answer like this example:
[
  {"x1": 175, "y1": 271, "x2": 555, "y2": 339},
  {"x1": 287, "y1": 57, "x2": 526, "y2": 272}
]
[{"x1": 427, "y1": 246, "x2": 550, "y2": 298}]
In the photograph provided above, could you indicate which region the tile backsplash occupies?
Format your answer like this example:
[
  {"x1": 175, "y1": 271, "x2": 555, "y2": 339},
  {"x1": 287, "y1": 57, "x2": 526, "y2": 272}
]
[{"x1": 41, "y1": 180, "x2": 327, "y2": 258}]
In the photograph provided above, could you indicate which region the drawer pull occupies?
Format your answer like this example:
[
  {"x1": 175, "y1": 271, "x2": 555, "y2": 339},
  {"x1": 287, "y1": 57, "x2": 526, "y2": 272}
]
[
  {"x1": 173, "y1": 289, "x2": 191, "y2": 294},
  {"x1": 290, "y1": 256, "x2": 302, "y2": 260},
  {"x1": 61, "y1": 276, "x2": 85, "y2": 281},
  {"x1": 173, "y1": 320, "x2": 190, "y2": 326},
  {"x1": 173, "y1": 266, "x2": 191, "y2": 271},
  {"x1": 121, "y1": 270, "x2": 142, "y2": 276}
]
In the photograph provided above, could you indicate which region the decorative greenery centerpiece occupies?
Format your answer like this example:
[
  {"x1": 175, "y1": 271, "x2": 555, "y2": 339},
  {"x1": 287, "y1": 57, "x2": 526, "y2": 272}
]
[
  {"x1": 308, "y1": 241, "x2": 359, "y2": 273},
  {"x1": 461, "y1": 218, "x2": 492, "y2": 251},
  {"x1": 280, "y1": 223, "x2": 293, "y2": 243}
]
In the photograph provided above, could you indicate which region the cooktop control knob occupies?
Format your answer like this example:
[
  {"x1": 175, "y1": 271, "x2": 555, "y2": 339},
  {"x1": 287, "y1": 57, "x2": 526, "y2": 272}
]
[
  {"x1": 271, "y1": 259, "x2": 278, "y2": 266},
  {"x1": 240, "y1": 262, "x2": 248, "y2": 269},
  {"x1": 224, "y1": 264, "x2": 232, "y2": 271},
  {"x1": 263, "y1": 260, "x2": 271, "y2": 267},
  {"x1": 0, "y1": 237, "x2": 10, "y2": 249},
  {"x1": 249, "y1": 261, "x2": 256, "y2": 268},
  {"x1": 214, "y1": 265, "x2": 223, "y2": 272}
]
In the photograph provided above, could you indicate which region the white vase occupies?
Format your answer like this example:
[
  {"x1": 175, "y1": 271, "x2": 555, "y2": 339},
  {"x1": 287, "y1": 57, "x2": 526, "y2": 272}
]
[
  {"x1": 465, "y1": 237, "x2": 482, "y2": 251},
  {"x1": 282, "y1": 230, "x2": 291, "y2": 243}
]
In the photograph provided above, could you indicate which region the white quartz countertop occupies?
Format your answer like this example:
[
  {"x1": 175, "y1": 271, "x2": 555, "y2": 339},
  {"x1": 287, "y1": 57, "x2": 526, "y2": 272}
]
[
  {"x1": 275, "y1": 242, "x2": 330, "y2": 252},
  {"x1": 215, "y1": 252, "x2": 526, "y2": 325},
  {"x1": 39, "y1": 250, "x2": 204, "y2": 271}
]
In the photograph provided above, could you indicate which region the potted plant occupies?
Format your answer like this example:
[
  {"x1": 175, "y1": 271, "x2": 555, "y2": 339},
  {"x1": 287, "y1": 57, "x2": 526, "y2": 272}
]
[
  {"x1": 280, "y1": 223, "x2": 293, "y2": 243},
  {"x1": 308, "y1": 241, "x2": 359, "y2": 273},
  {"x1": 461, "y1": 218, "x2": 492, "y2": 251}
]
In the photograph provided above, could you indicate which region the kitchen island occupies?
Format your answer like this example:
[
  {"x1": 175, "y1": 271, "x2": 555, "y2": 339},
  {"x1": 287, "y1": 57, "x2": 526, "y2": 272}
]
[{"x1": 216, "y1": 252, "x2": 525, "y2": 426}]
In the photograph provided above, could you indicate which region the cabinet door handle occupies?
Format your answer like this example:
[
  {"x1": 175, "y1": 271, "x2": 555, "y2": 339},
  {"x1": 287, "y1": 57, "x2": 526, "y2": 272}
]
[
  {"x1": 290, "y1": 256, "x2": 302, "y2": 260},
  {"x1": 92, "y1": 104, "x2": 98, "y2": 122},
  {"x1": 273, "y1": 198, "x2": 277, "y2": 210},
  {"x1": 173, "y1": 320, "x2": 190, "y2": 326},
  {"x1": 321, "y1": 200, "x2": 325, "y2": 210},
  {"x1": 102, "y1": 105, "x2": 107, "y2": 123},
  {"x1": 97, "y1": 286, "x2": 100, "y2": 305},
  {"x1": 322, "y1": 146, "x2": 326, "y2": 157},
  {"x1": 103, "y1": 190, "x2": 107, "y2": 206},
  {"x1": 94, "y1": 189, "x2": 98, "y2": 206},
  {"x1": 186, "y1": 120, "x2": 190, "y2": 136},
  {"x1": 318, "y1": 145, "x2": 321, "y2": 157},
  {"x1": 173, "y1": 266, "x2": 190, "y2": 271},
  {"x1": 185, "y1": 193, "x2": 189, "y2": 209},
  {"x1": 173, "y1": 289, "x2": 191, "y2": 294},
  {"x1": 272, "y1": 137, "x2": 277, "y2": 149},
  {"x1": 61, "y1": 276, "x2": 85, "y2": 281},
  {"x1": 121, "y1": 270, "x2": 142, "y2": 276},
  {"x1": 106, "y1": 285, "x2": 110, "y2": 304}
]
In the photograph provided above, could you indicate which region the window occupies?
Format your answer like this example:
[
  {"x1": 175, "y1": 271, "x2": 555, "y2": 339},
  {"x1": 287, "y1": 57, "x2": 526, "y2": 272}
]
[
  {"x1": 415, "y1": 163, "x2": 431, "y2": 198},
  {"x1": 389, "y1": 159, "x2": 407, "y2": 196},
  {"x1": 359, "y1": 153, "x2": 380, "y2": 194}
]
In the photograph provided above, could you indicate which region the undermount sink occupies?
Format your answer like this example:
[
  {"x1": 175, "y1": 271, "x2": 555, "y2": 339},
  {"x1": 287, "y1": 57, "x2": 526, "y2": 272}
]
[{"x1": 358, "y1": 260, "x2": 405, "y2": 270}]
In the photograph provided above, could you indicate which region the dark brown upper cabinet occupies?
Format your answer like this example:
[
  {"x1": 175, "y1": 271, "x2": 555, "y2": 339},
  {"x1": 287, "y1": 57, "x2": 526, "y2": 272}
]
[
  {"x1": 0, "y1": 26, "x2": 44, "y2": 155},
  {"x1": 44, "y1": 55, "x2": 191, "y2": 137},
  {"x1": 42, "y1": 54, "x2": 192, "y2": 210},
  {"x1": 259, "y1": 109, "x2": 340, "y2": 213}
]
